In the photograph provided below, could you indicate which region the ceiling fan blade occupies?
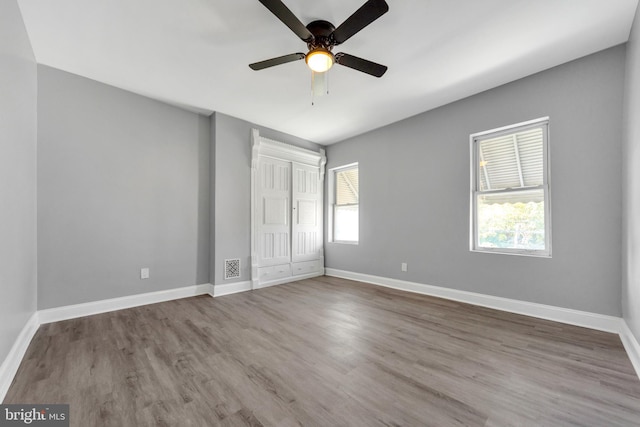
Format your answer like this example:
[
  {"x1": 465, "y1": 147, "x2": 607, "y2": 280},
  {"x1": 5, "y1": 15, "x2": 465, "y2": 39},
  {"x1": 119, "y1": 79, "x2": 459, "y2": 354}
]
[
  {"x1": 249, "y1": 53, "x2": 306, "y2": 70},
  {"x1": 335, "y1": 53, "x2": 387, "y2": 77},
  {"x1": 258, "y1": 0, "x2": 314, "y2": 42},
  {"x1": 331, "y1": 0, "x2": 389, "y2": 45}
]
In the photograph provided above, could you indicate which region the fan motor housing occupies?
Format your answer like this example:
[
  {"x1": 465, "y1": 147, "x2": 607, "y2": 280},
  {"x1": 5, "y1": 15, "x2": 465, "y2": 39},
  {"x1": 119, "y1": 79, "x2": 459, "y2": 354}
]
[{"x1": 306, "y1": 20, "x2": 336, "y2": 49}]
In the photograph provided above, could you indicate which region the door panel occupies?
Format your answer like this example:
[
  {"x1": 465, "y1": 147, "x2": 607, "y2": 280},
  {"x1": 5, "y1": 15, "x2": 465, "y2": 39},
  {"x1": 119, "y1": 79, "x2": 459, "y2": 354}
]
[
  {"x1": 296, "y1": 199, "x2": 317, "y2": 225},
  {"x1": 263, "y1": 197, "x2": 288, "y2": 225},
  {"x1": 258, "y1": 158, "x2": 291, "y2": 266},
  {"x1": 292, "y1": 163, "x2": 322, "y2": 263}
]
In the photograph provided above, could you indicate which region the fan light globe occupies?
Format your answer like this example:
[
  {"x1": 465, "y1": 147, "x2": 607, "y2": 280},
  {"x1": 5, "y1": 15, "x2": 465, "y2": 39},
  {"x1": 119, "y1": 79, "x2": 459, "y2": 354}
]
[{"x1": 306, "y1": 48, "x2": 334, "y2": 73}]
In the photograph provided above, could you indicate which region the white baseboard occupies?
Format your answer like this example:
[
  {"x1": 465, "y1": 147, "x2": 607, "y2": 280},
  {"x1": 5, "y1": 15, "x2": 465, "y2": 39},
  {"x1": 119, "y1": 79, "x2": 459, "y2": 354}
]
[
  {"x1": 38, "y1": 283, "x2": 213, "y2": 324},
  {"x1": 324, "y1": 268, "x2": 623, "y2": 334},
  {"x1": 0, "y1": 312, "x2": 39, "y2": 402},
  {"x1": 620, "y1": 321, "x2": 640, "y2": 379},
  {"x1": 212, "y1": 281, "x2": 252, "y2": 297}
]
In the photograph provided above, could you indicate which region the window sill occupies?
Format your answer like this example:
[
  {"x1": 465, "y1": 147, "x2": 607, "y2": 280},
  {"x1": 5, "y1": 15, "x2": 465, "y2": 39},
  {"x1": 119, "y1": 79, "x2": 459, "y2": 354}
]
[{"x1": 471, "y1": 248, "x2": 551, "y2": 258}]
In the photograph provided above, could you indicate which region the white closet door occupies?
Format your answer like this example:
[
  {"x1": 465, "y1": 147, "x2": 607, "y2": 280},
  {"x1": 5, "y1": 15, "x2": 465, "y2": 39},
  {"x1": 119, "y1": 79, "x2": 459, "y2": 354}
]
[
  {"x1": 257, "y1": 157, "x2": 291, "y2": 267},
  {"x1": 292, "y1": 162, "x2": 322, "y2": 263}
]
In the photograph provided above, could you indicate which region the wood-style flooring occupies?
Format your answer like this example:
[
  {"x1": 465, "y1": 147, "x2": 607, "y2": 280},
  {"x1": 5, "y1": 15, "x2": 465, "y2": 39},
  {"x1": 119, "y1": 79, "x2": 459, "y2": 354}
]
[{"x1": 5, "y1": 276, "x2": 640, "y2": 426}]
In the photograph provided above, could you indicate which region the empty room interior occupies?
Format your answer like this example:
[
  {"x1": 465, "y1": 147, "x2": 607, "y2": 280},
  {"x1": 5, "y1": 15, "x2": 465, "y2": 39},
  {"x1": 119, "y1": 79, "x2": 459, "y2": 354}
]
[{"x1": 3, "y1": 0, "x2": 640, "y2": 425}]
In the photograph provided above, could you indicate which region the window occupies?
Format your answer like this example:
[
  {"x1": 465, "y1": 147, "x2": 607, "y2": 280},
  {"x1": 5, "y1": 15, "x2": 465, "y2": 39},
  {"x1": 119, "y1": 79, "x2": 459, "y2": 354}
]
[
  {"x1": 470, "y1": 118, "x2": 551, "y2": 256},
  {"x1": 329, "y1": 163, "x2": 359, "y2": 243}
]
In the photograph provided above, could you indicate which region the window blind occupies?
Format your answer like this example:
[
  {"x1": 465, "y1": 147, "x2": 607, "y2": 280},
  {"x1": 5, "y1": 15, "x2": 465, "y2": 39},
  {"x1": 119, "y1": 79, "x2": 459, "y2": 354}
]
[
  {"x1": 478, "y1": 126, "x2": 544, "y2": 192},
  {"x1": 336, "y1": 168, "x2": 358, "y2": 205}
]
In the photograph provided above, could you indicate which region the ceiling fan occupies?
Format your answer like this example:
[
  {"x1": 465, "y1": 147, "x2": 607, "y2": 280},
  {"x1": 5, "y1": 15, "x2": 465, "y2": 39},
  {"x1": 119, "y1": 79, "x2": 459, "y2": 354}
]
[{"x1": 249, "y1": 0, "x2": 389, "y2": 78}]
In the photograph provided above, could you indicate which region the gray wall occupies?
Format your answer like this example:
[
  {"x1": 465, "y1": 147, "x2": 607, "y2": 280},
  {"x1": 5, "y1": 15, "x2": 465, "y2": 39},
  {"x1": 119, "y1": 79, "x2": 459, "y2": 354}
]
[
  {"x1": 0, "y1": 1, "x2": 38, "y2": 364},
  {"x1": 37, "y1": 66, "x2": 210, "y2": 309},
  {"x1": 623, "y1": 6, "x2": 640, "y2": 340},
  {"x1": 326, "y1": 46, "x2": 625, "y2": 316},
  {"x1": 211, "y1": 113, "x2": 318, "y2": 286}
]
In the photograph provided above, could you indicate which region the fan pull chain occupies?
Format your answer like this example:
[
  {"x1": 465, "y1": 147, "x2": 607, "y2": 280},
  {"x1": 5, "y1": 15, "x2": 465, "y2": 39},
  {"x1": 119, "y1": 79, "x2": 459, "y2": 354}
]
[
  {"x1": 311, "y1": 71, "x2": 317, "y2": 106},
  {"x1": 326, "y1": 71, "x2": 330, "y2": 96}
]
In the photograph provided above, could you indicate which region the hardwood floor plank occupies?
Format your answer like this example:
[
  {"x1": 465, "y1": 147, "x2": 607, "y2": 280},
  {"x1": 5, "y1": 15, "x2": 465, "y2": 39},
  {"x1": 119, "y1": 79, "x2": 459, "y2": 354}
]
[{"x1": 4, "y1": 276, "x2": 640, "y2": 426}]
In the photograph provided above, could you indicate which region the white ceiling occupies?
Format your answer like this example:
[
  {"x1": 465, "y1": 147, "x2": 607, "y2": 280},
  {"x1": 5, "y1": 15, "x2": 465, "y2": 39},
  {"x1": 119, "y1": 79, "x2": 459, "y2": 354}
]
[{"x1": 17, "y1": 0, "x2": 639, "y2": 145}]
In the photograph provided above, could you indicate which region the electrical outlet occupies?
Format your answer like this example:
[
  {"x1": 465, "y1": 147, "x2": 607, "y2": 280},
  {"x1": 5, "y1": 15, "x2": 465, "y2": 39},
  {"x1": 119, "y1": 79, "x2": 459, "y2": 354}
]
[
  {"x1": 401, "y1": 262, "x2": 408, "y2": 272},
  {"x1": 140, "y1": 268, "x2": 150, "y2": 279}
]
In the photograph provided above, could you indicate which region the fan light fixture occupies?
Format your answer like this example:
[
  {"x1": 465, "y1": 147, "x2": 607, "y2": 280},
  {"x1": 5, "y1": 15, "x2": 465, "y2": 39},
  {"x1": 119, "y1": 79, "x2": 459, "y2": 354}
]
[{"x1": 306, "y1": 48, "x2": 334, "y2": 73}]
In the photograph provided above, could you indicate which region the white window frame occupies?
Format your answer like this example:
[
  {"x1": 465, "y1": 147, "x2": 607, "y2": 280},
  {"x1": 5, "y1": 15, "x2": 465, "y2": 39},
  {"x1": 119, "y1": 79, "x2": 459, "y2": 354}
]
[
  {"x1": 470, "y1": 117, "x2": 552, "y2": 257},
  {"x1": 328, "y1": 163, "x2": 359, "y2": 244}
]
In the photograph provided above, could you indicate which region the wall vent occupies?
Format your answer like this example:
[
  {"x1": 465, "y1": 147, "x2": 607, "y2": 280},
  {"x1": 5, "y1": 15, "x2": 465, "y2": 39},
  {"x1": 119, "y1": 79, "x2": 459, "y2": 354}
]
[{"x1": 224, "y1": 259, "x2": 241, "y2": 280}]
